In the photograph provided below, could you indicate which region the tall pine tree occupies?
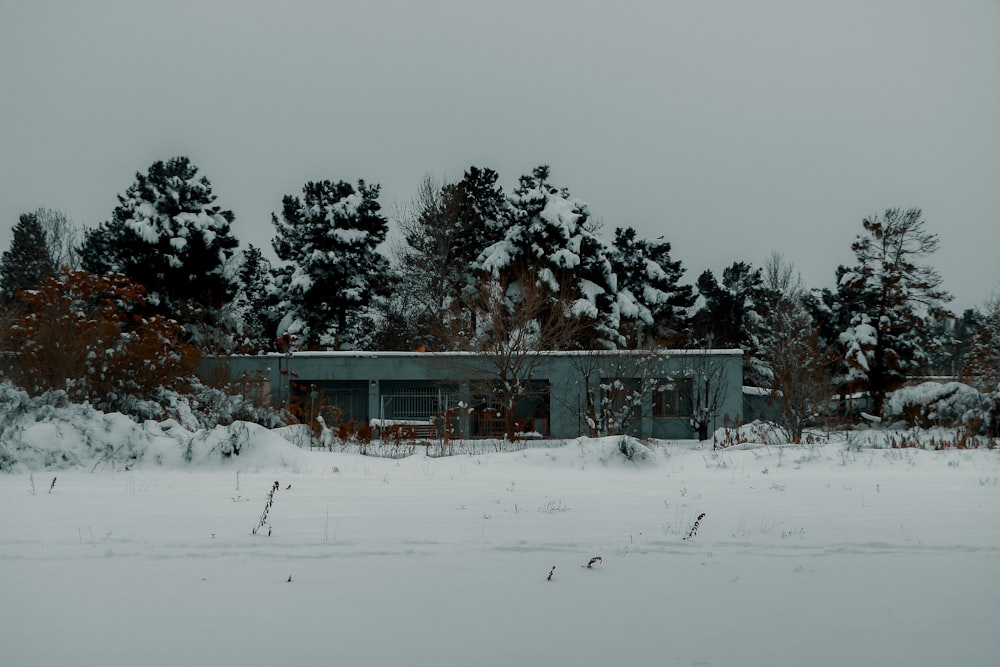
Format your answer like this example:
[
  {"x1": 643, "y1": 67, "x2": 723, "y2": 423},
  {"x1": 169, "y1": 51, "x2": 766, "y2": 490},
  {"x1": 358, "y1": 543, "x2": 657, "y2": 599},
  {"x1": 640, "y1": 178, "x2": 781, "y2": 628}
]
[
  {"x1": 693, "y1": 261, "x2": 767, "y2": 381},
  {"x1": 0, "y1": 212, "x2": 56, "y2": 302},
  {"x1": 835, "y1": 208, "x2": 953, "y2": 416},
  {"x1": 81, "y1": 157, "x2": 239, "y2": 322},
  {"x1": 229, "y1": 244, "x2": 280, "y2": 353},
  {"x1": 271, "y1": 179, "x2": 389, "y2": 349},
  {"x1": 609, "y1": 226, "x2": 694, "y2": 347},
  {"x1": 475, "y1": 165, "x2": 627, "y2": 349}
]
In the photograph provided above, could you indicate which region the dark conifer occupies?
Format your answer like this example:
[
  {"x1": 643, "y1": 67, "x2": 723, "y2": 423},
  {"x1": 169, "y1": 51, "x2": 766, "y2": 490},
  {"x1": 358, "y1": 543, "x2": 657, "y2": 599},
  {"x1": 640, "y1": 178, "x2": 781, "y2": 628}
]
[
  {"x1": 610, "y1": 226, "x2": 694, "y2": 347},
  {"x1": 80, "y1": 157, "x2": 239, "y2": 321},
  {"x1": 834, "y1": 208, "x2": 953, "y2": 415},
  {"x1": 0, "y1": 212, "x2": 55, "y2": 302},
  {"x1": 271, "y1": 179, "x2": 389, "y2": 349}
]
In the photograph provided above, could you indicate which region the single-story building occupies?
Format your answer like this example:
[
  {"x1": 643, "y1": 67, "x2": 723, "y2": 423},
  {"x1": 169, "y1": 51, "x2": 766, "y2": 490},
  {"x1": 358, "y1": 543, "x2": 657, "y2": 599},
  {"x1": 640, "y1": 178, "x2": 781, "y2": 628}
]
[{"x1": 207, "y1": 349, "x2": 743, "y2": 440}]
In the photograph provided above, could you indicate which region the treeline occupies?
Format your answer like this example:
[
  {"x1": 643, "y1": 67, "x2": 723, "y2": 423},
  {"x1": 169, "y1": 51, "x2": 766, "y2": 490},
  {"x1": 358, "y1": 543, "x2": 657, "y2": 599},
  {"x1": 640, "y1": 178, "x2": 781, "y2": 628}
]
[{"x1": 1, "y1": 156, "x2": 998, "y2": 431}]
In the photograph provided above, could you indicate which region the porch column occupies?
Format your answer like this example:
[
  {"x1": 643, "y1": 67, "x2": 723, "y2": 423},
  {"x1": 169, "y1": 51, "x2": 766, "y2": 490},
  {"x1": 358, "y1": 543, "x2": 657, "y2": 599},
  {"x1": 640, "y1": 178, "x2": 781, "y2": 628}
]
[
  {"x1": 368, "y1": 379, "x2": 380, "y2": 426},
  {"x1": 641, "y1": 390, "x2": 653, "y2": 439}
]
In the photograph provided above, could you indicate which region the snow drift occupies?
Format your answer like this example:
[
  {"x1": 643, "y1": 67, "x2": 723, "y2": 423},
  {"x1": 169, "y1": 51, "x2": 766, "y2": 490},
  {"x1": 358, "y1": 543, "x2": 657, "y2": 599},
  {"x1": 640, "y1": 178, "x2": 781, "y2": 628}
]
[{"x1": 0, "y1": 383, "x2": 306, "y2": 472}]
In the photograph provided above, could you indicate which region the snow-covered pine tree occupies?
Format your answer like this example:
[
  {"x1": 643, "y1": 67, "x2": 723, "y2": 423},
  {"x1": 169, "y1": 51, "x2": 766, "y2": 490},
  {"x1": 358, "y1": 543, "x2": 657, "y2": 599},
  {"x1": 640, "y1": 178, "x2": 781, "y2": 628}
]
[
  {"x1": 834, "y1": 208, "x2": 953, "y2": 416},
  {"x1": 963, "y1": 326, "x2": 999, "y2": 393},
  {"x1": 271, "y1": 179, "x2": 389, "y2": 349},
  {"x1": 692, "y1": 261, "x2": 767, "y2": 383},
  {"x1": 80, "y1": 157, "x2": 239, "y2": 323},
  {"x1": 609, "y1": 226, "x2": 694, "y2": 348},
  {"x1": 228, "y1": 244, "x2": 280, "y2": 353},
  {"x1": 0, "y1": 211, "x2": 56, "y2": 303},
  {"x1": 475, "y1": 165, "x2": 626, "y2": 349}
]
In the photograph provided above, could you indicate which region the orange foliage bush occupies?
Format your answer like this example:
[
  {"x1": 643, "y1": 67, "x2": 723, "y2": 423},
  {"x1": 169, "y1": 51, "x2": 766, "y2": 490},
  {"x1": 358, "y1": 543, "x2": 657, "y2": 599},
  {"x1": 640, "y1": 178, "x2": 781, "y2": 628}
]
[{"x1": 6, "y1": 269, "x2": 199, "y2": 411}]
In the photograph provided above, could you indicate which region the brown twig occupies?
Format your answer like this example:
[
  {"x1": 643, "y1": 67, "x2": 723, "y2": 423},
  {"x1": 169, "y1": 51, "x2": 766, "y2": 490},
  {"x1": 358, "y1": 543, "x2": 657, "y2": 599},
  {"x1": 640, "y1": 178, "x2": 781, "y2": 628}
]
[
  {"x1": 252, "y1": 481, "x2": 280, "y2": 535},
  {"x1": 684, "y1": 513, "x2": 706, "y2": 540}
]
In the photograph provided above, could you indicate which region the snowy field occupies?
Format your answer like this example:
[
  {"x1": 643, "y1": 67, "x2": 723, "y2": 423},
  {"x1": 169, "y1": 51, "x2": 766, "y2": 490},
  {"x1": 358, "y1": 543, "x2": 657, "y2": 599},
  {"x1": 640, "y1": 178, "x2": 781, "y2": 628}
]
[{"x1": 3, "y1": 434, "x2": 999, "y2": 667}]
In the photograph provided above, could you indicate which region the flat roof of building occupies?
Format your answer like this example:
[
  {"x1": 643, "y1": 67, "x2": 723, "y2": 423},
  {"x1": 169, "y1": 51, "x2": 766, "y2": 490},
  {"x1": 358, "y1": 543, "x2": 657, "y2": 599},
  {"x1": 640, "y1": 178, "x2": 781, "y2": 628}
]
[{"x1": 225, "y1": 349, "x2": 744, "y2": 359}]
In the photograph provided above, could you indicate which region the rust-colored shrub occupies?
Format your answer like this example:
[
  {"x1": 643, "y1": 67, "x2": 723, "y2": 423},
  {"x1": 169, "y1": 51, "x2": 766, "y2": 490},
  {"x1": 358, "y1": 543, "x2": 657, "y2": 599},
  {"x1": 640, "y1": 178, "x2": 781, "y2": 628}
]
[{"x1": 7, "y1": 269, "x2": 198, "y2": 412}]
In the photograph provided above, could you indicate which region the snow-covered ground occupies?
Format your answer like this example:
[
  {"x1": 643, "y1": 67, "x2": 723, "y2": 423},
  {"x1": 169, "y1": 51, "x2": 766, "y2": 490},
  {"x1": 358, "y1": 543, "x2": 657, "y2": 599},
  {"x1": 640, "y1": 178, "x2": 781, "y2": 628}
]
[{"x1": 3, "y1": 425, "x2": 998, "y2": 667}]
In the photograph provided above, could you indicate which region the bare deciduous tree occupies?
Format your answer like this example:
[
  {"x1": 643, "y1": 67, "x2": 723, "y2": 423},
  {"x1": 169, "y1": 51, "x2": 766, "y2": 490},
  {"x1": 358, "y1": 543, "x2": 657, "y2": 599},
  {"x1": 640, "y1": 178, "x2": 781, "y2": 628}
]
[
  {"x1": 34, "y1": 208, "x2": 81, "y2": 270},
  {"x1": 391, "y1": 169, "x2": 508, "y2": 350},
  {"x1": 439, "y1": 268, "x2": 583, "y2": 441},
  {"x1": 567, "y1": 348, "x2": 660, "y2": 437},
  {"x1": 391, "y1": 175, "x2": 458, "y2": 346},
  {"x1": 683, "y1": 350, "x2": 730, "y2": 442},
  {"x1": 759, "y1": 253, "x2": 836, "y2": 442}
]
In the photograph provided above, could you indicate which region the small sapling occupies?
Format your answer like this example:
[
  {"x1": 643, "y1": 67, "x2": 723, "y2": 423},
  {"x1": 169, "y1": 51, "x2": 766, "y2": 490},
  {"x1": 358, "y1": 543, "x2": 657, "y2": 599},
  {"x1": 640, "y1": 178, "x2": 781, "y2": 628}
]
[{"x1": 252, "y1": 481, "x2": 280, "y2": 536}]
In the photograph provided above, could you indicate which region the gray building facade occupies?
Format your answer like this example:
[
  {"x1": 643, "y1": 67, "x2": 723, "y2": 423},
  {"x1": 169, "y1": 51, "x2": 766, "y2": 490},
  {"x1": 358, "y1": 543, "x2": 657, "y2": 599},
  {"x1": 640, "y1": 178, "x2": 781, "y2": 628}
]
[{"x1": 211, "y1": 349, "x2": 743, "y2": 440}]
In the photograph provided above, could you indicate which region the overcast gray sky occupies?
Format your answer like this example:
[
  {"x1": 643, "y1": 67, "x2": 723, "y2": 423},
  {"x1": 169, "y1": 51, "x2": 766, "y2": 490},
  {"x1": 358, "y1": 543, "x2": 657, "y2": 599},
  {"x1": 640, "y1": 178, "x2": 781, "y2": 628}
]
[{"x1": 2, "y1": 0, "x2": 998, "y2": 311}]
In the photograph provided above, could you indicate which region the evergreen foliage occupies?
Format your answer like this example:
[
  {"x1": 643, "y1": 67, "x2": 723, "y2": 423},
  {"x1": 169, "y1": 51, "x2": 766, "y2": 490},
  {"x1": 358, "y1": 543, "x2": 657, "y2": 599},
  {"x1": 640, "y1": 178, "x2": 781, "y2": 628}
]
[
  {"x1": 693, "y1": 261, "x2": 766, "y2": 381},
  {"x1": 475, "y1": 165, "x2": 627, "y2": 349},
  {"x1": 962, "y1": 294, "x2": 1000, "y2": 392},
  {"x1": 5, "y1": 151, "x2": 983, "y2": 433},
  {"x1": 230, "y1": 244, "x2": 281, "y2": 353},
  {"x1": 609, "y1": 226, "x2": 694, "y2": 347},
  {"x1": 963, "y1": 326, "x2": 999, "y2": 392},
  {"x1": 834, "y1": 208, "x2": 953, "y2": 415},
  {"x1": 271, "y1": 179, "x2": 389, "y2": 349},
  {"x1": 438, "y1": 166, "x2": 510, "y2": 265},
  {"x1": 80, "y1": 157, "x2": 239, "y2": 322},
  {"x1": 0, "y1": 211, "x2": 56, "y2": 302}
]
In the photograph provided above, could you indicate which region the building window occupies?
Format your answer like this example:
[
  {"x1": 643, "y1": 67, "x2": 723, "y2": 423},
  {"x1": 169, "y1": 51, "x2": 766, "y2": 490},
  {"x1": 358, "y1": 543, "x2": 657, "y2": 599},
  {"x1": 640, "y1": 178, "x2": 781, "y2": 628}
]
[{"x1": 652, "y1": 378, "x2": 693, "y2": 418}]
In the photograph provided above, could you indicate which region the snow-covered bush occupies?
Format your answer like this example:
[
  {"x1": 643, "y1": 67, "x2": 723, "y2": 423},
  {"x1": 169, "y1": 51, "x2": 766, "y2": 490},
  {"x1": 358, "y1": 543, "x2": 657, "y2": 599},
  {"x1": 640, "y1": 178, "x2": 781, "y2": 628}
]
[
  {"x1": 0, "y1": 383, "x2": 143, "y2": 471},
  {"x1": 0, "y1": 382, "x2": 302, "y2": 472},
  {"x1": 617, "y1": 435, "x2": 652, "y2": 461},
  {"x1": 884, "y1": 382, "x2": 992, "y2": 432},
  {"x1": 154, "y1": 383, "x2": 287, "y2": 431},
  {"x1": 571, "y1": 436, "x2": 655, "y2": 465}
]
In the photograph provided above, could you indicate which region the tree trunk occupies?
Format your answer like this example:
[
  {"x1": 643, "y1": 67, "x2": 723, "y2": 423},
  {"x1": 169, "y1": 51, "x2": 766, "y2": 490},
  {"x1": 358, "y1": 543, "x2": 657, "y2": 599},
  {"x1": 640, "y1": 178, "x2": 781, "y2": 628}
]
[{"x1": 698, "y1": 421, "x2": 709, "y2": 441}]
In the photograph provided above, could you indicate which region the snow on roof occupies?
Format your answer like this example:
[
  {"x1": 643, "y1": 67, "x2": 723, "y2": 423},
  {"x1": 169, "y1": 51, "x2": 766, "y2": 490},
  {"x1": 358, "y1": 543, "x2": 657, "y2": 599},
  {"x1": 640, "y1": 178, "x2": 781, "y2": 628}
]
[{"x1": 226, "y1": 348, "x2": 745, "y2": 359}]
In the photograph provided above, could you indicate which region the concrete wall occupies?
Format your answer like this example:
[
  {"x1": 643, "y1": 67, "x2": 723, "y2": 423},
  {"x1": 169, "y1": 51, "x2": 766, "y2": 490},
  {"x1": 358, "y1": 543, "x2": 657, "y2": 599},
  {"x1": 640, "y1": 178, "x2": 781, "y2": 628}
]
[{"x1": 208, "y1": 349, "x2": 743, "y2": 440}]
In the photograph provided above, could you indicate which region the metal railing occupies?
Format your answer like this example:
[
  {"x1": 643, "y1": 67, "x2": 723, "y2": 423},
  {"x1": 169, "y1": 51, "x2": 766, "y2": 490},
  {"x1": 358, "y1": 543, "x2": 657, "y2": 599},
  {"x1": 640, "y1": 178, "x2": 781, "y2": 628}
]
[{"x1": 380, "y1": 388, "x2": 452, "y2": 422}]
